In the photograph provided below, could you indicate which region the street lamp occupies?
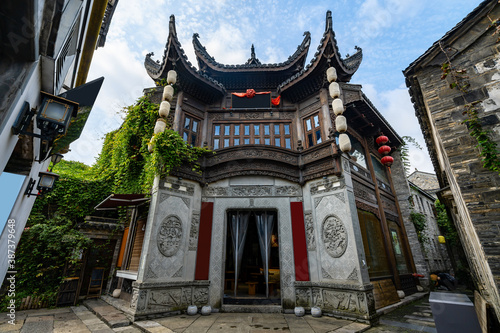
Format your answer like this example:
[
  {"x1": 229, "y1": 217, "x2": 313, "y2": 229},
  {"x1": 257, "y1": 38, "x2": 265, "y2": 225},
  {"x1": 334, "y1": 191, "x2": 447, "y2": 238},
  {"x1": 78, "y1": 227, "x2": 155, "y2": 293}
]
[
  {"x1": 12, "y1": 92, "x2": 79, "y2": 160},
  {"x1": 24, "y1": 171, "x2": 60, "y2": 197},
  {"x1": 49, "y1": 153, "x2": 64, "y2": 172}
]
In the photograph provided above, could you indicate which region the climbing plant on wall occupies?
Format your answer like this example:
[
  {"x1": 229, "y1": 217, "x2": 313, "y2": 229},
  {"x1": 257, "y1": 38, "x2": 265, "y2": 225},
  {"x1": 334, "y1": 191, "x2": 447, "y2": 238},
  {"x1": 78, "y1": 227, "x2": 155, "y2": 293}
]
[
  {"x1": 1, "y1": 161, "x2": 111, "y2": 310},
  {"x1": 92, "y1": 94, "x2": 209, "y2": 194}
]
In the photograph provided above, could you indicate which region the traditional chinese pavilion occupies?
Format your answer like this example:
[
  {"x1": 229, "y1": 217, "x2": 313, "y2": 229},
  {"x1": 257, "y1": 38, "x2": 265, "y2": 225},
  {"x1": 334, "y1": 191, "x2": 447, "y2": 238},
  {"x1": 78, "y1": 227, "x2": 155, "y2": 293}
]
[{"x1": 121, "y1": 11, "x2": 418, "y2": 322}]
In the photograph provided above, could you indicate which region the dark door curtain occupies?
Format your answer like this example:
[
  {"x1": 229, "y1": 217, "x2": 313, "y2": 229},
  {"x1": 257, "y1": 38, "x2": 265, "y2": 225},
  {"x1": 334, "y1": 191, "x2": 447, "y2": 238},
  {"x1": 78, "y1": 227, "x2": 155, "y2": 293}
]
[
  {"x1": 230, "y1": 211, "x2": 250, "y2": 297},
  {"x1": 255, "y1": 211, "x2": 274, "y2": 298}
]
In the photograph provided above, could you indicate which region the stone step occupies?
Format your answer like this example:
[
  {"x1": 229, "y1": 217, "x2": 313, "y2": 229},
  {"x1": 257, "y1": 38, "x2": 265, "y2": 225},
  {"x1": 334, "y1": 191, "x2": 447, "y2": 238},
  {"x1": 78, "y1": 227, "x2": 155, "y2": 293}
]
[
  {"x1": 411, "y1": 311, "x2": 433, "y2": 317},
  {"x1": 83, "y1": 298, "x2": 131, "y2": 328},
  {"x1": 407, "y1": 318, "x2": 436, "y2": 327},
  {"x1": 404, "y1": 314, "x2": 434, "y2": 322}
]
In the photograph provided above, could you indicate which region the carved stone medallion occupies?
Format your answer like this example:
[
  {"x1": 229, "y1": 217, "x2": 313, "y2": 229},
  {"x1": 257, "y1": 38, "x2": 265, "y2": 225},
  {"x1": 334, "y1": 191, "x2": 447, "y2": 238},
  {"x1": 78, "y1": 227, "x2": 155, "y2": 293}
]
[
  {"x1": 322, "y1": 215, "x2": 348, "y2": 258},
  {"x1": 157, "y1": 215, "x2": 183, "y2": 257}
]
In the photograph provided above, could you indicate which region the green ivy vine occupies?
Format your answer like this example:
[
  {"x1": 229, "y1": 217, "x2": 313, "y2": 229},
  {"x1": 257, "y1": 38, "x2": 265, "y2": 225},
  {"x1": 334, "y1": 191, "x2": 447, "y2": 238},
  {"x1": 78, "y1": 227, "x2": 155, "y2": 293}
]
[
  {"x1": 435, "y1": 200, "x2": 459, "y2": 246},
  {"x1": 410, "y1": 211, "x2": 429, "y2": 244},
  {"x1": 93, "y1": 94, "x2": 210, "y2": 194}
]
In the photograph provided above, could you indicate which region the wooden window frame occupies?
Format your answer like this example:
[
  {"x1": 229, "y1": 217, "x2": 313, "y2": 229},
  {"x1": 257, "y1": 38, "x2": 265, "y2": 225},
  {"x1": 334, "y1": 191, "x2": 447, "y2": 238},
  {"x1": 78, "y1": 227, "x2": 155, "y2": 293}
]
[
  {"x1": 303, "y1": 113, "x2": 323, "y2": 148},
  {"x1": 182, "y1": 114, "x2": 202, "y2": 146},
  {"x1": 212, "y1": 121, "x2": 293, "y2": 150}
]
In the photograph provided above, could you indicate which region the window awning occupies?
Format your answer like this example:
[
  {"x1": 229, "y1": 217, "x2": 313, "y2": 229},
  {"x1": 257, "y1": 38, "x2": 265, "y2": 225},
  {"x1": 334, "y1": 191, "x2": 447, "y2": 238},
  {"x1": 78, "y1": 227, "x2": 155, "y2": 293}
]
[{"x1": 94, "y1": 194, "x2": 149, "y2": 210}]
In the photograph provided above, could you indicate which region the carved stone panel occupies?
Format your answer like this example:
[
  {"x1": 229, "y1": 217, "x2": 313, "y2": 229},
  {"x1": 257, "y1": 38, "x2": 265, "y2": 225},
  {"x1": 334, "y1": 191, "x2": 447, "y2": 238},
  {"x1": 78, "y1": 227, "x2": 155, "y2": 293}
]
[
  {"x1": 189, "y1": 213, "x2": 200, "y2": 251},
  {"x1": 304, "y1": 212, "x2": 316, "y2": 251},
  {"x1": 322, "y1": 215, "x2": 348, "y2": 258},
  {"x1": 149, "y1": 289, "x2": 182, "y2": 308},
  {"x1": 323, "y1": 290, "x2": 359, "y2": 312},
  {"x1": 232, "y1": 186, "x2": 272, "y2": 196},
  {"x1": 193, "y1": 287, "x2": 209, "y2": 305},
  {"x1": 296, "y1": 288, "x2": 312, "y2": 307},
  {"x1": 203, "y1": 185, "x2": 301, "y2": 197},
  {"x1": 157, "y1": 215, "x2": 183, "y2": 257}
]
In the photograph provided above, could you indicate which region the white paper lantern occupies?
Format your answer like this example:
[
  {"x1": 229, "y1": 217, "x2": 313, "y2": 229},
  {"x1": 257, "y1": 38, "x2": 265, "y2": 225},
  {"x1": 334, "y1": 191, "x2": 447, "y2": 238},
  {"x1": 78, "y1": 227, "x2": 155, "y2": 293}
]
[
  {"x1": 332, "y1": 98, "x2": 344, "y2": 115},
  {"x1": 339, "y1": 133, "x2": 351, "y2": 153},
  {"x1": 335, "y1": 115, "x2": 347, "y2": 133},
  {"x1": 159, "y1": 101, "x2": 170, "y2": 118},
  {"x1": 326, "y1": 67, "x2": 337, "y2": 82},
  {"x1": 167, "y1": 70, "x2": 177, "y2": 85},
  {"x1": 163, "y1": 85, "x2": 174, "y2": 101},
  {"x1": 329, "y1": 82, "x2": 340, "y2": 99},
  {"x1": 154, "y1": 118, "x2": 167, "y2": 134}
]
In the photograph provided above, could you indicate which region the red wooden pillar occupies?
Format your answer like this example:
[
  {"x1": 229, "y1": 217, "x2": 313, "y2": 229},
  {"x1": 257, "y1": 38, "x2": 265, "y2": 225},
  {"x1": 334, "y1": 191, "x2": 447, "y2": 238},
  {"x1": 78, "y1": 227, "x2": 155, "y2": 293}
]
[
  {"x1": 290, "y1": 202, "x2": 310, "y2": 281},
  {"x1": 195, "y1": 202, "x2": 214, "y2": 280}
]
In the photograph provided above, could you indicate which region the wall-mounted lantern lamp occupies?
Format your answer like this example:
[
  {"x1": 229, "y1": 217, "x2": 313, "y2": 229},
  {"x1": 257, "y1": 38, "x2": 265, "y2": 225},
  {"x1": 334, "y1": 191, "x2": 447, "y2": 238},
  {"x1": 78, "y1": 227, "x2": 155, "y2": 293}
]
[
  {"x1": 12, "y1": 92, "x2": 79, "y2": 161},
  {"x1": 49, "y1": 153, "x2": 64, "y2": 172},
  {"x1": 24, "y1": 171, "x2": 60, "y2": 197}
]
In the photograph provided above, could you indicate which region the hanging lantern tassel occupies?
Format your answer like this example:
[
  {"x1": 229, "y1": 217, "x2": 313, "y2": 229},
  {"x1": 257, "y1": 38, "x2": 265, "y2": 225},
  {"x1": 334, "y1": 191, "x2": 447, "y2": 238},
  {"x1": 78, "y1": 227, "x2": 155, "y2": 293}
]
[
  {"x1": 378, "y1": 145, "x2": 391, "y2": 155},
  {"x1": 381, "y1": 155, "x2": 394, "y2": 167}
]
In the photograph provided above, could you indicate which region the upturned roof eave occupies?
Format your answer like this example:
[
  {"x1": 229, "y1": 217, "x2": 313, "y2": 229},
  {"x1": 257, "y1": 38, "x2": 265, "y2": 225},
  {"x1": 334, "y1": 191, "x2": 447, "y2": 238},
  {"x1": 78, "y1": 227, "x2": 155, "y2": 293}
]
[
  {"x1": 278, "y1": 10, "x2": 363, "y2": 95},
  {"x1": 144, "y1": 15, "x2": 226, "y2": 95},
  {"x1": 192, "y1": 31, "x2": 311, "y2": 73}
]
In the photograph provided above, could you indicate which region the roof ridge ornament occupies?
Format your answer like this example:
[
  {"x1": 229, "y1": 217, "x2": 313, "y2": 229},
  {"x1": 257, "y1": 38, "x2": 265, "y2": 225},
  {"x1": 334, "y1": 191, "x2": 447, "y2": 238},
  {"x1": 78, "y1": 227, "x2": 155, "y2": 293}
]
[
  {"x1": 246, "y1": 44, "x2": 261, "y2": 65},
  {"x1": 325, "y1": 10, "x2": 333, "y2": 32}
]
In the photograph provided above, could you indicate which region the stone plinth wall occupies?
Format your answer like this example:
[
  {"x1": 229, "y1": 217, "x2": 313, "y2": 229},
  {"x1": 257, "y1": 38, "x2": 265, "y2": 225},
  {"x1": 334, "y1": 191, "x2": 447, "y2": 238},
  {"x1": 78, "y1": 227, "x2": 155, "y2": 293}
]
[
  {"x1": 294, "y1": 281, "x2": 375, "y2": 323},
  {"x1": 130, "y1": 281, "x2": 210, "y2": 320}
]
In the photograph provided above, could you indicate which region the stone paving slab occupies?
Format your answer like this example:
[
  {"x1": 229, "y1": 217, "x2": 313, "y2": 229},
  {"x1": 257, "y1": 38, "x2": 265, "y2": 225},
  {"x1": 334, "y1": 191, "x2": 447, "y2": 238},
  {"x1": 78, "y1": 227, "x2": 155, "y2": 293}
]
[
  {"x1": 84, "y1": 299, "x2": 130, "y2": 328},
  {"x1": 20, "y1": 315, "x2": 53, "y2": 333},
  {"x1": 53, "y1": 318, "x2": 90, "y2": 333}
]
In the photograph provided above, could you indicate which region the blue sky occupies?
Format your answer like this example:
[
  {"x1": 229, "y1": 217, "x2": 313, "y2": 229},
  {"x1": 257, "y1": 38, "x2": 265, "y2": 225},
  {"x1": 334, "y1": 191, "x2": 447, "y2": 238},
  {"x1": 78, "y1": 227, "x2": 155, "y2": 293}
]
[{"x1": 65, "y1": 0, "x2": 482, "y2": 173}]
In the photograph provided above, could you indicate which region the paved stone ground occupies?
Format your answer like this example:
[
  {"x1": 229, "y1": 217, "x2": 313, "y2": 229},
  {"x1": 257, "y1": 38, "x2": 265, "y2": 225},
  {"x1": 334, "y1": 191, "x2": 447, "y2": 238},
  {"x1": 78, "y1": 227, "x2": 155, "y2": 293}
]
[
  {"x1": 0, "y1": 306, "x2": 141, "y2": 333},
  {"x1": 133, "y1": 313, "x2": 370, "y2": 332},
  {"x1": 1, "y1": 292, "x2": 449, "y2": 333}
]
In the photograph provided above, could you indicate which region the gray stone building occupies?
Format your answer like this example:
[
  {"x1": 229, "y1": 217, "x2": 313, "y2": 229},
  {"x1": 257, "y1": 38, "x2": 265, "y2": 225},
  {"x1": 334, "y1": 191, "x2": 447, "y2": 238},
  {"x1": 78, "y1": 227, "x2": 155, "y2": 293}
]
[
  {"x1": 404, "y1": 0, "x2": 500, "y2": 326},
  {"x1": 115, "y1": 12, "x2": 422, "y2": 323},
  {"x1": 408, "y1": 175, "x2": 452, "y2": 274}
]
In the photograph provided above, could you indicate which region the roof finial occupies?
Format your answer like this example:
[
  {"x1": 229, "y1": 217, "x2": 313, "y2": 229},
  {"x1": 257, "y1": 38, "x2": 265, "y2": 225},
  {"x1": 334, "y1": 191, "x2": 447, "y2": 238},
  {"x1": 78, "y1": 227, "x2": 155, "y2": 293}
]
[{"x1": 246, "y1": 44, "x2": 261, "y2": 65}]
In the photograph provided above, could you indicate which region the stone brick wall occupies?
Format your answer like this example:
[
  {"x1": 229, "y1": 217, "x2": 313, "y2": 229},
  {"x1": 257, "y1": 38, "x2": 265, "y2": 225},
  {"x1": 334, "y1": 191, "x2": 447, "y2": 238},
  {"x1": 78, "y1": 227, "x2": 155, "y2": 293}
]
[
  {"x1": 405, "y1": 1, "x2": 500, "y2": 321},
  {"x1": 409, "y1": 187, "x2": 452, "y2": 273}
]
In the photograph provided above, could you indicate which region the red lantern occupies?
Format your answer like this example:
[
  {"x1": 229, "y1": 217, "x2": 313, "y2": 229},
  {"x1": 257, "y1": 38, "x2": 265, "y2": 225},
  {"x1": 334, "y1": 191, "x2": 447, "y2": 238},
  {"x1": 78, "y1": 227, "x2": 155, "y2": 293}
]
[
  {"x1": 378, "y1": 145, "x2": 391, "y2": 155},
  {"x1": 381, "y1": 156, "x2": 394, "y2": 167},
  {"x1": 376, "y1": 135, "x2": 389, "y2": 145}
]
